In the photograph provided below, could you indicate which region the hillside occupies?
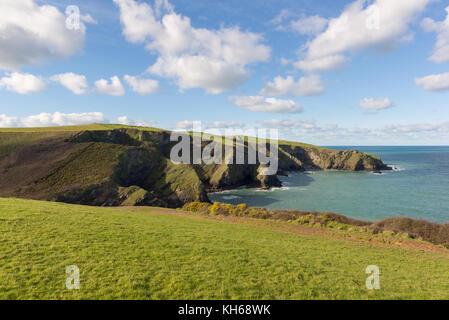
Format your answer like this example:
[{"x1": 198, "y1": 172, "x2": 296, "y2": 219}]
[
  {"x1": 0, "y1": 124, "x2": 389, "y2": 208},
  {"x1": 0, "y1": 198, "x2": 448, "y2": 300}
]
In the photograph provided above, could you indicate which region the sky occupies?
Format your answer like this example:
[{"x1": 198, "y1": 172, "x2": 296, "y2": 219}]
[{"x1": 0, "y1": 0, "x2": 449, "y2": 145}]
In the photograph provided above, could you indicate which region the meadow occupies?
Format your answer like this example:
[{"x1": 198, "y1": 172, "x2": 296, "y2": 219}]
[{"x1": 1, "y1": 198, "x2": 449, "y2": 299}]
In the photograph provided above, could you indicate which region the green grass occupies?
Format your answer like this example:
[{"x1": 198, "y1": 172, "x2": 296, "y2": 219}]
[
  {"x1": 0, "y1": 124, "x2": 111, "y2": 133},
  {"x1": 40, "y1": 143, "x2": 127, "y2": 192},
  {"x1": 0, "y1": 132, "x2": 68, "y2": 160},
  {"x1": 1, "y1": 198, "x2": 449, "y2": 300},
  {"x1": 0, "y1": 123, "x2": 165, "y2": 133}
]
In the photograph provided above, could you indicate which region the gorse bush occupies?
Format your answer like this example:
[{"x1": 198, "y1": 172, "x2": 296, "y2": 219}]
[{"x1": 183, "y1": 202, "x2": 269, "y2": 218}]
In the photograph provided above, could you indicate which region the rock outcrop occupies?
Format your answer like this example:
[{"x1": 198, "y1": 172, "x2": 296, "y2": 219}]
[{"x1": 0, "y1": 125, "x2": 390, "y2": 208}]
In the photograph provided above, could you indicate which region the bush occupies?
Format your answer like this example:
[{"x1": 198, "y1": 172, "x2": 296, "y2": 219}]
[
  {"x1": 372, "y1": 217, "x2": 449, "y2": 248},
  {"x1": 182, "y1": 202, "x2": 210, "y2": 213},
  {"x1": 181, "y1": 202, "x2": 449, "y2": 249}
]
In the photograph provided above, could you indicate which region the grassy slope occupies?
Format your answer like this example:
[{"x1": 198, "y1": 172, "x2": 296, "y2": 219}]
[
  {"x1": 1, "y1": 198, "x2": 448, "y2": 300},
  {"x1": 0, "y1": 124, "x2": 164, "y2": 133}
]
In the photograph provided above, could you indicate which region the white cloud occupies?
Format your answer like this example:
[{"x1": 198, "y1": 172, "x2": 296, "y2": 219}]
[
  {"x1": 296, "y1": 0, "x2": 432, "y2": 72},
  {"x1": 81, "y1": 14, "x2": 98, "y2": 25},
  {"x1": 117, "y1": 116, "x2": 157, "y2": 127},
  {"x1": 290, "y1": 15, "x2": 328, "y2": 36},
  {"x1": 0, "y1": 112, "x2": 162, "y2": 128},
  {"x1": 173, "y1": 120, "x2": 194, "y2": 130},
  {"x1": 359, "y1": 97, "x2": 394, "y2": 110},
  {"x1": 415, "y1": 72, "x2": 449, "y2": 92},
  {"x1": 148, "y1": 56, "x2": 249, "y2": 94},
  {"x1": 206, "y1": 121, "x2": 244, "y2": 129},
  {"x1": 230, "y1": 96, "x2": 303, "y2": 114},
  {"x1": 0, "y1": 0, "x2": 86, "y2": 70},
  {"x1": 124, "y1": 75, "x2": 160, "y2": 95},
  {"x1": 50, "y1": 73, "x2": 88, "y2": 95},
  {"x1": 294, "y1": 55, "x2": 348, "y2": 72},
  {"x1": 94, "y1": 76, "x2": 125, "y2": 96},
  {"x1": 173, "y1": 120, "x2": 244, "y2": 130},
  {"x1": 270, "y1": 9, "x2": 294, "y2": 26},
  {"x1": 260, "y1": 119, "x2": 449, "y2": 140},
  {"x1": 260, "y1": 74, "x2": 325, "y2": 97},
  {"x1": 384, "y1": 122, "x2": 449, "y2": 135},
  {"x1": 0, "y1": 115, "x2": 20, "y2": 127},
  {"x1": 0, "y1": 112, "x2": 106, "y2": 128},
  {"x1": 0, "y1": 72, "x2": 45, "y2": 94},
  {"x1": 113, "y1": 0, "x2": 270, "y2": 94},
  {"x1": 421, "y1": 6, "x2": 449, "y2": 63},
  {"x1": 259, "y1": 119, "x2": 321, "y2": 133}
]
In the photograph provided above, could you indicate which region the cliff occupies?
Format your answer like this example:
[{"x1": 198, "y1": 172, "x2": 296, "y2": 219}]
[{"x1": 0, "y1": 124, "x2": 390, "y2": 208}]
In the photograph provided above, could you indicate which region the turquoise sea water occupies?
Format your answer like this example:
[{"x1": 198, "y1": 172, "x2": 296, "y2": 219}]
[{"x1": 209, "y1": 147, "x2": 449, "y2": 223}]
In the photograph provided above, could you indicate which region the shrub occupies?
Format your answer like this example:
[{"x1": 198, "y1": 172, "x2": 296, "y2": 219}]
[
  {"x1": 181, "y1": 202, "x2": 449, "y2": 249},
  {"x1": 182, "y1": 202, "x2": 210, "y2": 213}
]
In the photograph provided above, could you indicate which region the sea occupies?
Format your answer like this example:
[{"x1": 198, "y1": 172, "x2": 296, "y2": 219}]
[{"x1": 208, "y1": 146, "x2": 449, "y2": 223}]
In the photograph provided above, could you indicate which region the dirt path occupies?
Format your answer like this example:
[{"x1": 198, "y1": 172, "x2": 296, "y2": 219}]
[{"x1": 113, "y1": 206, "x2": 449, "y2": 255}]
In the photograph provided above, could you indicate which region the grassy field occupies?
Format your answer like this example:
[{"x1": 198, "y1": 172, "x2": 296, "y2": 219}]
[
  {"x1": 0, "y1": 123, "x2": 165, "y2": 133},
  {"x1": 1, "y1": 198, "x2": 449, "y2": 300}
]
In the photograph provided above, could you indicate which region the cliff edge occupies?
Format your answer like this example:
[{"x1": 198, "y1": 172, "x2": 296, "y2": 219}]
[{"x1": 0, "y1": 124, "x2": 390, "y2": 208}]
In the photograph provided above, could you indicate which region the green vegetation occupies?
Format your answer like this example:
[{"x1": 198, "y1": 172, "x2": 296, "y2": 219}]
[
  {"x1": 1, "y1": 198, "x2": 449, "y2": 300},
  {"x1": 41, "y1": 143, "x2": 127, "y2": 190},
  {"x1": 0, "y1": 124, "x2": 111, "y2": 133},
  {"x1": 0, "y1": 132, "x2": 68, "y2": 160},
  {"x1": 0, "y1": 123, "x2": 389, "y2": 208},
  {"x1": 183, "y1": 202, "x2": 449, "y2": 248}
]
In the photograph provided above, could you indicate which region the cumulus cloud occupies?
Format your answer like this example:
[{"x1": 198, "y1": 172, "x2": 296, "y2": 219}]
[
  {"x1": 0, "y1": 0, "x2": 86, "y2": 70},
  {"x1": 270, "y1": 9, "x2": 294, "y2": 26},
  {"x1": 260, "y1": 74, "x2": 325, "y2": 97},
  {"x1": 0, "y1": 115, "x2": 20, "y2": 127},
  {"x1": 0, "y1": 112, "x2": 106, "y2": 128},
  {"x1": 50, "y1": 73, "x2": 88, "y2": 95},
  {"x1": 290, "y1": 15, "x2": 328, "y2": 36},
  {"x1": 384, "y1": 122, "x2": 449, "y2": 135},
  {"x1": 94, "y1": 76, "x2": 125, "y2": 96},
  {"x1": 257, "y1": 119, "x2": 391, "y2": 145},
  {"x1": 421, "y1": 6, "x2": 449, "y2": 63},
  {"x1": 415, "y1": 72, "x2": 449, "y2": 92},
  {"x1": 294, "y1": 54, "x2": 348, "y2": 72},
  {"x1": 117, "y1": 116, "x2": 157, "y2": 127},
  {"x1": 173, "y1": 120, "x2": 244, "y2": 130},
  {"x1": 359, "y1": 97, "x2": 394, "y2": 111},
  {"x1": 271, "y1": 11, "x2": 328, "y2": 36},
  {"x1": 173, "y1": 120, "x2": 195, "y2": 130},
  {"x1": 258, "y1": 118, "x2": 449, "y2": 141},
  {"x1": 81, "y1": 14, "x2": 98, "y2": 25},
  {"x1": 230, "y1": 96, "x2": 303, "y2": 114},
  {"x1": 113, "y1": 0, "x2": 270, "y2": 94},
  {"x1": 0, "y1": 72, "x2": 45, "y2": 94},
  {"x1": 257, "y1": 119, "x2": 374, "y2": 140},
  {"x1": 296, "y1": 0, "x2": 431, "y2": 72},
  {"x1": 258, "y1": 119, "x2": 323, "y2": 133},
  {"x1": 124, "y1": 75, "x2": 160, "y2": 95}
]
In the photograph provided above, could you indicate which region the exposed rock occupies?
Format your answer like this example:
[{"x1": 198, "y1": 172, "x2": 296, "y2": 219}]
[{"x1": 0, "y1": 126, "x2": 391, "y2": 208}]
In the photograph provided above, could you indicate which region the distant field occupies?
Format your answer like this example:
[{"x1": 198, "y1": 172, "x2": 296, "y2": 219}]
[
  {"x1": 0, "y1": 123, "x2": 164, "y2": 133},
  {"x1": 0, "y1": 198, "x2": 448, "y2": 300}
]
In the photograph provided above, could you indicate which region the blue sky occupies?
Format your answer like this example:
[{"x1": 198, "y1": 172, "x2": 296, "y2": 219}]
[{"x1": 0, "y1": 0, "x2": 449, "y2": 145}]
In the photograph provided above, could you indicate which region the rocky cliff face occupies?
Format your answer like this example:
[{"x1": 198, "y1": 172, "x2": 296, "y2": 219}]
[{"x1": 0, "y1": 126, "x2": 390, "y2": 208}]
